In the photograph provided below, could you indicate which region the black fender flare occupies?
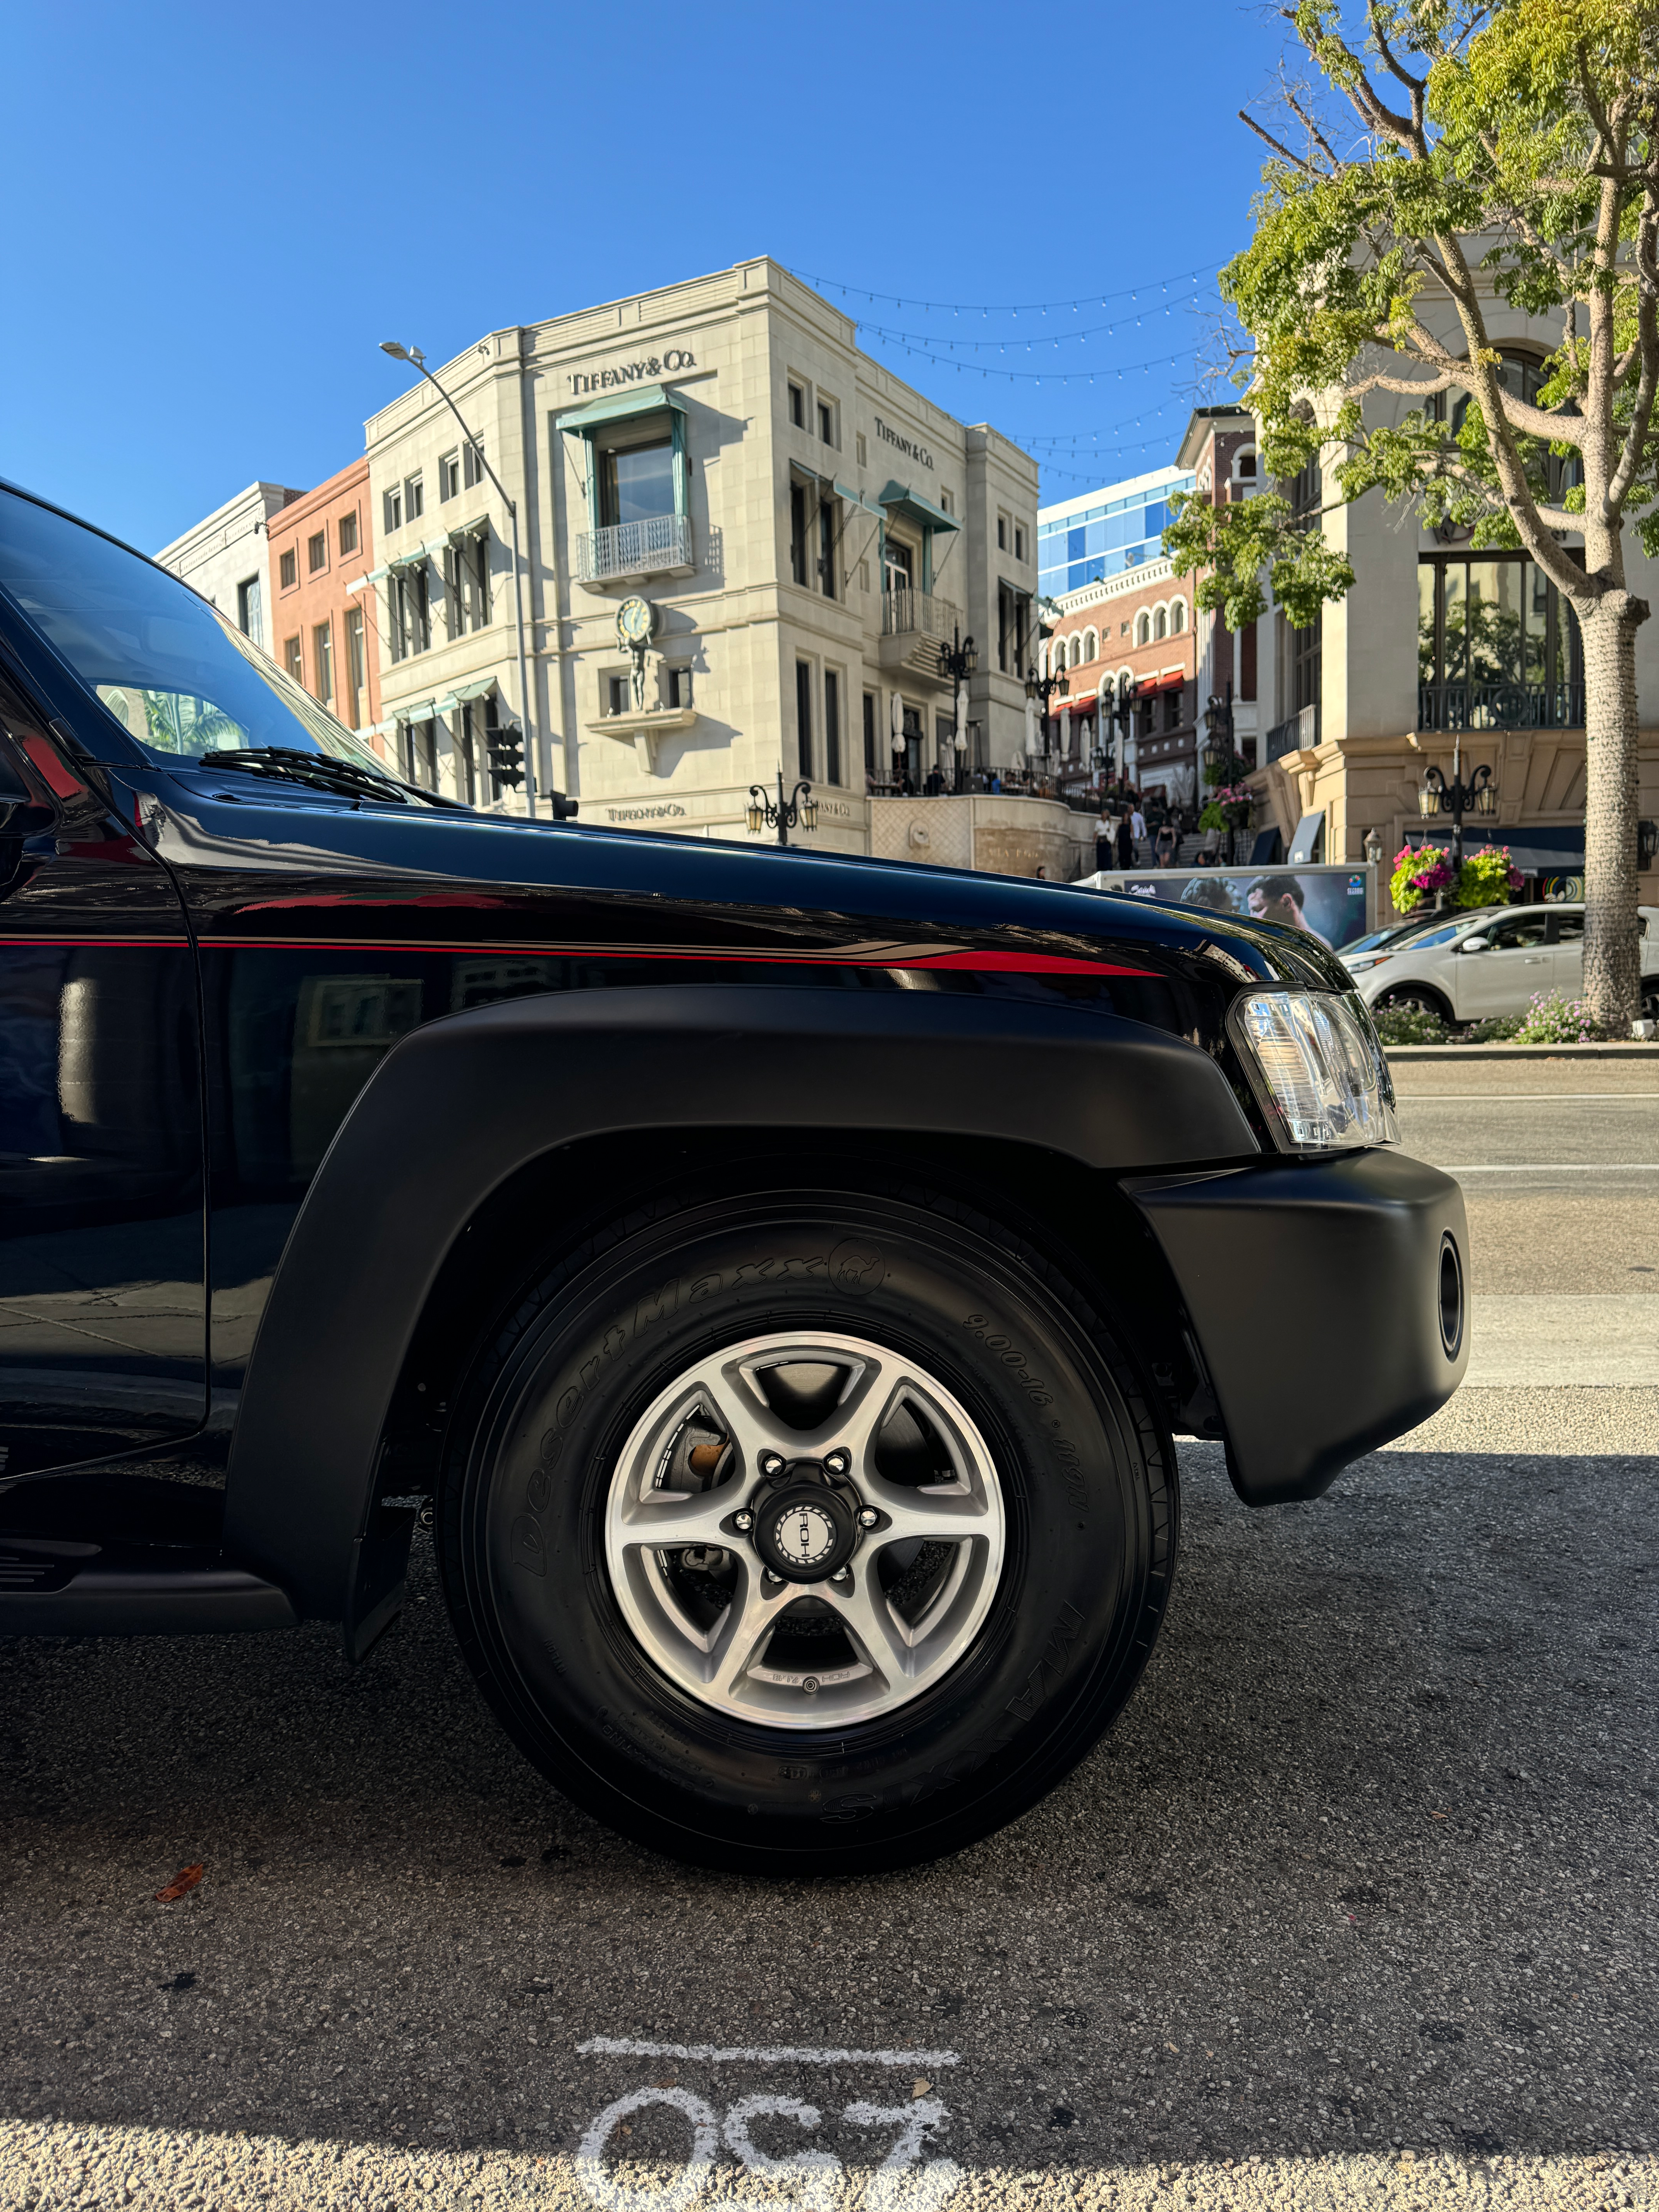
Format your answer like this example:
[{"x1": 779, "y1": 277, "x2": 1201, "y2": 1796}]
[{"x1": 220, "y1": 984, "x2": 1257, "y2": 1646}]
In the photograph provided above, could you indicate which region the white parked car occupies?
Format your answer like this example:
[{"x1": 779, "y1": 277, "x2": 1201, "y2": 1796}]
[{"x1": 1343, "y1": 902, "x2": 1659, "y2": 1025}]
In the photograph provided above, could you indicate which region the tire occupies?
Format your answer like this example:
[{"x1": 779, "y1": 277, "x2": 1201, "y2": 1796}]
[
  {"x1": 436, "y1": 1170, "x2": 1178, "y2": 1875},
  {"x1": 1642, "y1": 983, "x2": 1659, "y2": 1025},
  {"x1": 1374, "y1": 984, "x2": 1453, "y2": 1021}
]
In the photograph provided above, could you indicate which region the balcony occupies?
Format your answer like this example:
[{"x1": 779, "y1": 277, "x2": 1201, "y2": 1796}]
[
  {"x1": 576, "y1": 512, "x2": 694, "y2": 589},
  {"x1": 1418, "y1": 681, "x2": 1585, "y2": 732},
  {"x1": 1265, "y1": 703, "x2": 1321, "y2": 762},
  {"x1": 879, "y1": 587, "x2": 964, "y2": 684}
]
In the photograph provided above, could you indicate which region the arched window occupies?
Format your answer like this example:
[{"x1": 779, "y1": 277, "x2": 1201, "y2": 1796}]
[
  {"x1": 1169, "y1": 598, "x2": 1186, "y2": 635},
  {"x1": 1134, "y1": 610, "x2": 1151, "y2": 647},
  {"x1": 1233, "y1": 448, "x2": 1258, "y2": 483},
  {"x1": 1154, "y1": 605, "x2": 1168, "y2": 642},
  {"x1": 1068, "y1": 634, "x2": 1082, "y2": 668},
  {"x1": 1082, "y1": 628, "x2": 1097, "y2": 663}
]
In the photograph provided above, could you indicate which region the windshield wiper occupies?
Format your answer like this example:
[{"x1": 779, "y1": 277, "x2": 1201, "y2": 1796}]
[{"x1": 198, "y1": 745, "x2": 414, "y2": 806}]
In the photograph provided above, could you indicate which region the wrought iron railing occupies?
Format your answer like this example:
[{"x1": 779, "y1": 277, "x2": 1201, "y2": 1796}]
[
  {"x1": 576, "y1": 512, "x2": 692, "y2": 584},
  {"x1": 1417, "y1": 681, "x2": 1585, "y2": 731},
  {"x1": 1264, "y1": 703, "x2": 1321, "y2": 761},
  {"x1": 880, "y1": 587, "x2": 963, "y2": 642}
]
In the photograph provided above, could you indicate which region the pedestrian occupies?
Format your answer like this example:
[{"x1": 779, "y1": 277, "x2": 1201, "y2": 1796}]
[
  {"x1": 1094, "y1": 805, "x2": 1115, "y2": 875},
  {"x1": 1154, "y1": 819, "x2": 1178, "y2": 869},
  {"x1": 1129, "y1": 802, "x2": 1146, "y2": 860},
  {"x1": 1115, "y1": 813, "x2": 1133, "y2": 869}
]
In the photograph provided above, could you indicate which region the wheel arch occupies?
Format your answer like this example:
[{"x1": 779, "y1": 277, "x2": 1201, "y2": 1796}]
[{"x1": 218, "y1": 984, "x2": 1256, "y2": 1652}]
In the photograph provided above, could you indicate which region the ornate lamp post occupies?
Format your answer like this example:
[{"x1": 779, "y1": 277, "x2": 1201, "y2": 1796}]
[
  {"x1": 1418, "y1": 740, "x2": 1496, "y2": 869},
  {"x1": 1024, "y1": 659, "x2": 1069, "y2": 784},
  {"x1": 746, "y1": 773, "x2": 818, "y2": 847},
  {"x1": 937, "y1": 625, "x2": 977, "y2": 792}
]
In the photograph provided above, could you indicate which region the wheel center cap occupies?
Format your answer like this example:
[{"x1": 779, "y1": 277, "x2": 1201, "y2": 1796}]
[{"x1": 750, "y1": 1464, "x2": 859, "y2": 1584}]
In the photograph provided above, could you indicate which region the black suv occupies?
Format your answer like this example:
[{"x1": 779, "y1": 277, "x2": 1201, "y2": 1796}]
[{"x1": 0, "y1": 482, "x2": 1467, "y2": 1874}]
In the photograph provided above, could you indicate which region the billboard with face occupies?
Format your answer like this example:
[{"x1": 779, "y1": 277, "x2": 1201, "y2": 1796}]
[{"x1": 1082, "y1": 865, "x2": 1375, "y2": 951}]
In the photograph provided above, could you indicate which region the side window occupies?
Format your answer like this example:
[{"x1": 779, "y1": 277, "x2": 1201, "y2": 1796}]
[
  {"x1": 1551, "y1": 911, "x2": 1584, "y2": 943},
  {"x1": 1487, "y1": 912, "x2": 1549, "y2": 950}
]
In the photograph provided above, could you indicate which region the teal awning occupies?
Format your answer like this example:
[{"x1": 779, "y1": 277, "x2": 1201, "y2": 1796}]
[
  {"x1": 392, "y1": 699, "x2": 435, "y2": 723},
  {"x1": 878, "y1": 480, "x2": 960, "y2": 532},
  {"x1": 834, "y1": 481, "x2": 885, "y2": 518},
  {"x1": 434, "y1": 675, "x2": 500, "y2": 713},
  {"x1": 556, "y1": 383, "x2": 686, "y2": 436}
]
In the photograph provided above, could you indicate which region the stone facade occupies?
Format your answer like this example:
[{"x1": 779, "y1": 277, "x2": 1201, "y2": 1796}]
[
  {"x1": 358, "y1": 260, "x2": 1039, "y2": 848},
  {"x1": 154, "y1": 481, "x2": 301, "y2": 651},
  {"x1": 868, "y1": 793, "x2": 1094, "y2": 881}
]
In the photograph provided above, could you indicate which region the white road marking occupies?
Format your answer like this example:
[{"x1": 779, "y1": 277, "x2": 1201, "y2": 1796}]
[
  {"x1": 578, "y1": 2036, "x2": 960, "y2": 2067},
  {"x1": 1396, "y1": 1093, "x2": 1659, "y2": 1101},
  {"x1": 1439, "y1": 1163, "x2": 1659, "y2": 1171}
]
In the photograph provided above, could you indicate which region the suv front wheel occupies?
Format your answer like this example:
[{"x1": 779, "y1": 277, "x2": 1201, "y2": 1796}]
[{"x1": 437, "y1": 1175, "x2": 1177, "y2": 1875}]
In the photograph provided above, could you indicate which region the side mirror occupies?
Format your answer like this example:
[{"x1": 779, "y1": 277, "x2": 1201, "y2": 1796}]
[{"x1": 1460, "y1": 936, "x2": 1490, "y2": 953}]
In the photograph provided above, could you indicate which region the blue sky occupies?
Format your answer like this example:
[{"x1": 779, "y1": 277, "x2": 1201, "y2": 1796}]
[{"x1": 4, "y1": 0, "x2": 1286, "y2": 551}]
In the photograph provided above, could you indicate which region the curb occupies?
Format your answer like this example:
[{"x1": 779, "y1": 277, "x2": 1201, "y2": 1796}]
[{"x1": 1386, "y1": 1041, "x2": 1659, "y2": 1061}]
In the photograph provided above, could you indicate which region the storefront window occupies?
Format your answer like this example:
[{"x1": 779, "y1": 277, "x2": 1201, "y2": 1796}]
[{"x1": 599, "y1": 439, "x2": 675, "y2": 528}]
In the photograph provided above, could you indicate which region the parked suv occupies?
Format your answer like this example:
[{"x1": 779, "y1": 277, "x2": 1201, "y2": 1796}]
[
  {"x1": 0, "y1": 480, "x2": 1467, "y2": 1874},
  {"x1": 1343, "y1": 903, "x2": 1659, "y2": 1025}
]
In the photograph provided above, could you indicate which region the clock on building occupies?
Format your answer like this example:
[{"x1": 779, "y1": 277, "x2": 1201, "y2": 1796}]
[{"x1": 616, "y1": 596, "x2": 656, "y2": 649}]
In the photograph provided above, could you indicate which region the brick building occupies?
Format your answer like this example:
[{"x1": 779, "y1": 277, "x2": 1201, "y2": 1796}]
[
  {"x1": 264, "y1": 459, "x2": 380, "y2": 743},
  {"x1": 1038, "y1": 407, "x2": 1263, "y2": 810}
]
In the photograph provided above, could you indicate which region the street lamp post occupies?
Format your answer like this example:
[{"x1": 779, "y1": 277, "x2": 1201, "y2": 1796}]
[
  {"x1": 746, "y1": 773, "x2": 818, "y2": 847},
  {"x1": 1202, "y1": 681, "x2": 1238, "y2": 860},
  {"x1": 937, "y1": 624, "x2": 977, "y2": 792},
  {"x1": 1418, "y1": 738, "x2": 1497, "y2": 871},
  {"x1": 1024, "y1": 660, "x2": 1069, "y2": 787},
  {"x1": 379, "y1": 340, "x2": 540, "y2": 821}
]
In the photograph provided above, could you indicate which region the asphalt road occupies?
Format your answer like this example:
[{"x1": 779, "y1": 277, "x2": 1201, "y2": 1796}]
[{"x1": 3, "y1": 1065, "x2": 1657, "y2": 2212}]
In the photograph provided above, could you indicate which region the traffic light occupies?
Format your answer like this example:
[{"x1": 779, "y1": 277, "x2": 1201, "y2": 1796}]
[
  {"x1": 549, "y1": 790, "x2": 579, "y2": 820},
  {"x1": 487, "y1": 722, "x2": 524, "y2": 789}
]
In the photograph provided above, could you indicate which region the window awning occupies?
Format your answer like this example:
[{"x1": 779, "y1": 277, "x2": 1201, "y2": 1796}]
[
  {"x1": 447, "y1": 514, "x2": 490, "y2": 542},
  {"x1": 391, "y1": 699, "x2": 435, "y2": 724},
  {"x1": 347, "y1": 568, "x2": 383, "y2": 591},
  {"x1": 556, "y1": 384, "x2": 687, "y2": 436},
  {"x1": 834, "y1": 480, "x2": 885, "y2": 518},
  {"x1": 878, "y1": 481, "x2": 960, "y2": 533},
  {"x1": 791, "y1": 460, "x2": 833, "y2": 489},
  {"x1": 422, "y1": 535, "x2": 452, "y2": 560},
  {"x1": 1418, "y1": 824, "x2": 1584, "y2": 874},
  {"x1": 433, "y1": 676, "x2": 499, "y2": 714},
  {"x1": 386, "y1": 547, "x2": 427, "y2": 573}
]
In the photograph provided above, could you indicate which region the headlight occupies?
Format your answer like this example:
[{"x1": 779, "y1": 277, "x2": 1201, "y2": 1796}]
[
  {"x1": 1343, "y1": 953, "x2": 1389, "y2": 972},
  {"x1": 1229, "y1": 989, "x2": 1400, "y2": 1153}
]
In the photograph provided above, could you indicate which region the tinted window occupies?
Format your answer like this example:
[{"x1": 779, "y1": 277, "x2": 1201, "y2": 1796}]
[
  {"x1": 1484, "y1": 911, "x2": 1550, "y2": 949},
  {"x1": 0, "y1": 488, "x2": 389, "y2": 771}
]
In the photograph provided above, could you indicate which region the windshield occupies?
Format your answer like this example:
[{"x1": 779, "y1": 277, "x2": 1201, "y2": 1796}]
[
  {"x1": 1344, "y1": 907, "x2": 1496, "y2": 958},
  {"x1": 0, "y1": 486, "x2": 393, "y2": 776}
]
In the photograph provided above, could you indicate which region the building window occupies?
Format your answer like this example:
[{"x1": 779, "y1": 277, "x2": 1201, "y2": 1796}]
[
  {"x1": 313, "y1": 621, "x2": 333, "y2": 707},
  {"x1": 667, "y1": 665, "x2": 694, "y2": 709},
  {"x1": 790, "y1": 484, "x2": 809, "y2": 587},
  {"x1": 386, "y1": 565, "x2": 429, "y2": 663},
  {"x1": 606, "y1": 674, "x2": 630, "y2": 717},
  {"x1": 818, "y1": 400, "x2": 835, "y2": 447},
  {"x1": 307, "y1": 529, "x2": 327, "y2": 575},
  {"x1": 1067, "y1": 635, "x2": 1082, "y2": 669},
  {"x1": 996, "y1": 584, "x2": 1030, "y2": 676},
  {"x1": 440, "y1": 452, "x2": 460, "y2": 503},
  {"x1": 338, "y1": 511, "x2": 358, "y2": 557},
  {"x1": 345, "y1": 606, "x2": 366, "y2": 727},
  {"x1": 788, "y1": 383, "x2": 805, "y2": 429},
  {"x1": 824, "y1": 669, "x2": 841, "y2": 786},
  {"x1": 855, "y1": 432, "x2": 867, "y2": 468},
  {"x1": 1015, "y1": 527, "x2": 1026, "y2": 562},
  {"x1": 402, "y1": 718, "x2": 436, "y2": 790},
  {"x1": 599, "y1": 438, "x2": 673, "y2": 526},
  {"x1": 795, "y1": 660, "x2": 812, "y2": 780},
  {"x1": 1235, "y1": 448, "x2": 1258, "y2": 483},
  {"x1": 1163, "y1": 684, "x2": 1182, "y2": 733},
  {"x1": 863, "y1": 691, "x2": 877, "y2": 780},
  {"x1": 237, "y1": 575, "x2": 263, "y2": 646},
  {"x1": 278, "y1": 548, "x2": 297, "y2": 590},
  {"x1": 1170, "y1": 599, "x2": 1186, "y2": 634},
  {"x1": 458, "y1": 701, "x2": 479, "y2": 805},
  {"x1": 1416, "y1": 554, "x2": 1583, "y2": 726},
  {"x1": 939, "y1": 488, "x2": 953, "y2": 516},
  {"x1": 818, "y1": 497, "x2": 836, "y2": 600},
  {"x1": 1135, "y1": 610, "x2": 1152, "y2": 647},
  {"x1": 283, "y1": 635, "x2": 302, "y2": 684},
  {"x1": 385, "y1": 486, "x2": 403, "y2": 533},
  {"x1": 1083, "y1": 628, "x2": 1097, "y2": 662},
  {"x1": 1154, "y1": 606, "x2": 1167, "y2": 641},
  {"x1": 997, "y1": 517, "x2": 1007, "y2": 551},
  {"x1": 405, "y1": 474, "x2": 424, "y2": 523},
  {"x1": 464, "y1": 440, "x2": 486, "y2": 490}
]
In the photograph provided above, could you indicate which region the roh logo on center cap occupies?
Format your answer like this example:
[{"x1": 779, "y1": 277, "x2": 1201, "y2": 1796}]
[
  {"x1": 774, "y1": 1502, "x2": 836, "y2": 1568},
  {"x1": 750, "y1": 1467, "x2": 859, "y2": 1584}
]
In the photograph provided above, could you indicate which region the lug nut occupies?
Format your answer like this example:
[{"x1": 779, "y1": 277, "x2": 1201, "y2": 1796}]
[
  {"x1": 831, "y1": 1566, "x2": 851, "y2": 1583},
  {"x1": 825, "y1": 1449, "x2": 850, "y2": 1475},
  {"x1": 760, "y1": 1452, "x2": 785, "y2": 1476},
  {"x1": 858, "y1": 1508, "x2": 879, "y2": 1529},
  {"x1": 733, "y1": 1511, "x2": 754, "y2": 1533}
]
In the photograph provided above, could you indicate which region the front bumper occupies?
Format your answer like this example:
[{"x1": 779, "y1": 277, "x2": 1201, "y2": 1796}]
[{"x1": 1125, "y1": 1148, "x2": 1468, "y2": 1506}]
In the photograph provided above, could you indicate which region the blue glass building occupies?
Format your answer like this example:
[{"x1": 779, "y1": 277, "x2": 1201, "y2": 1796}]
[{"x1": 1037, "y1": 465, "x2": 1194, "y2": 601}]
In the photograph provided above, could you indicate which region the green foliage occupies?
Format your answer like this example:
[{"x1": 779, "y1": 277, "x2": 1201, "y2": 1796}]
[
  {"x1": 1372, "y1": 1001, "x2": 1449, "y2": 1045},
  {"x1": 1513, "y1": 989, "x2": 1609, "y2": 1043},
  {"x1": 1455, "y1": 847, "x2": 1520, "y2": 909},
  {"x1": 1465, "y1": 1012, "x2": 1525, "y2": 1041}
]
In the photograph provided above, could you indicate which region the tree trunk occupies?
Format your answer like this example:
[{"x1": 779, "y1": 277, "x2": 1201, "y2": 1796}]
[{"x1": 1580, "y1": 590, "x2": 1647, "y2": 1030}]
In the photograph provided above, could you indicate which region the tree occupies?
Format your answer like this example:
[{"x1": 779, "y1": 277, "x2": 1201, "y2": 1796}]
[{"x1": 1164, "y1": 0, "x2": 1659, "y2": 1025}]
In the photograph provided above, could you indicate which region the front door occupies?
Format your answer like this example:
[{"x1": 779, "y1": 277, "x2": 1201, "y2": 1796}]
[
  {"x1": 1451, "y1": 906, "x2": 1552, "y2": 1018},
  {"x1": 0, "y1": 687, "x2": 205, "y2": 1476},
  {"x1": 1547, "y1": 907, "x2": 1584, "y2": 1000}
]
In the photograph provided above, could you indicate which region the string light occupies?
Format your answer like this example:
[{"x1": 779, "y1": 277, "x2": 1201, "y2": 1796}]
[{"x1": 788, "y1": 261, "x2": 1222, "y2": 316}]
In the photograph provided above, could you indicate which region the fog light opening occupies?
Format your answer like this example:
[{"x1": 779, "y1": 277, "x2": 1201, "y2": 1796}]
[{"x1": 1437, "y1": 1233, "x2": 1464, "y2": 1359}]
